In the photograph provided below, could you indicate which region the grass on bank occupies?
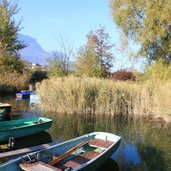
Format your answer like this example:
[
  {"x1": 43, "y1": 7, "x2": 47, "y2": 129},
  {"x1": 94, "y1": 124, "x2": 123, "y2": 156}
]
[
  {"x1": 0, "y1": 71, "x2": 30, "y2": 94},
  {"x1": 37, "y1": 76, "x2": 171, "y2": 121}
]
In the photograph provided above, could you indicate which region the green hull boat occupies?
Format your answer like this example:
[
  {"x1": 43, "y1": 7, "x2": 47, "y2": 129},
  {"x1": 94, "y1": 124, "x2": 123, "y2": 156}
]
[
  {"x1": 0, "y1": 132, "x2": 121, "y2": 171},
  {"x1": 0, "y1": 117, "x2": 52, "y2": 142}
]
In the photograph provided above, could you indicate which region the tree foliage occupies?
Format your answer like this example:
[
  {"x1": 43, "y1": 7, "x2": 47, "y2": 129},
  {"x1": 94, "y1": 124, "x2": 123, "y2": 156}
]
[
  {"x1": 30, "y1": 70, "x2": 48, "y2": 85},
  {"x1": 76, "y1": 26, "x2": 114, "y2": 77},
  {"x1": 75, "y1": 46, "x2": 102, "y2": 77},
  {"x1": 87, "y1": 26, "x2": 114, "y2": 76},
  {"x1": 0, "y1": 0, "x2": 26, "y2": 72},
  {"x1": 142, "y1": 59, "x2": 171, "y2": 82},
  {"x1": 109, "y1": 0, "x2": 171, "y2": 63},
  {"x1": 48, "y1": 56, "x2": 67, "y2": 77},
  {"x1": 112, "y1": 69, "x2": 136, "y2": 81}
]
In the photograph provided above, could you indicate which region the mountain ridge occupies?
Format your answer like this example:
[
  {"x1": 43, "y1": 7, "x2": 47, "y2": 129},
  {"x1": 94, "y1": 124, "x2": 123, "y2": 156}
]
[{"x1": 18, "y1": 34, "x2": 50, "y2": 65}]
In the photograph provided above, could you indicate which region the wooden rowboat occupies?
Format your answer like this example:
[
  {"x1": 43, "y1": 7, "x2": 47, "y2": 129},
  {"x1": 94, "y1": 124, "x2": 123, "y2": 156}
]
[
  {"x1": 0, "y1": 132, "x2": 121, "y2": 171},
  {"x1": 0, "y1": 117, "x2": 52, "y2": 142}
]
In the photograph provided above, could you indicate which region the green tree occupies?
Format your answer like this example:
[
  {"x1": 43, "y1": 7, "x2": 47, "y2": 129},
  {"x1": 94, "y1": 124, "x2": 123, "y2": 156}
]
[
  {"x1": 75, "y1": 46, "x2": 102, "y2": 77},
  {"x1": 109, "y1": 0, "x2": 171, "y2": 63},
  {"x1": 48, "y1": 56, "x2": 67, "y2": 77},
  {"x1": 0, "y1": 0, "x2": 26, "y2": 72},
  {"x1": 87, "y1": 26, "x2": 114, "y2": 77},
  {"x1": 30, "y1": 70, "x2": 48, "y2": 85}
]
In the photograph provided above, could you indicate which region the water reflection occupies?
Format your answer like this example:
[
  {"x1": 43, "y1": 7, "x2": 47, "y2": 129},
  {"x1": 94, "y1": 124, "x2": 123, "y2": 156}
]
[
  {"x1": 0, "y1": 95, "x2": 171, "y2": 170},
  {"x1": 98, "y1": 158, "x2": 119, "y2": 171},
  {"x1": 46, "y1": 113, "x2": 171, "y2": 171},
  {"x1": 0, "y1": 95, "x2": 41, "y2": 120},
  {"x1": 0, "y1": 131, "x2": 52, "y2": 152},
  {"x1": 14, "y1": 131, "x2": 52, "y2": 149}
]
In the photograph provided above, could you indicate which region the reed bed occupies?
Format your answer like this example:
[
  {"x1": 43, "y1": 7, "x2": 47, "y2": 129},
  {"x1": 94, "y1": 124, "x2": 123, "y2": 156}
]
[
  {"x1": 0, "y1": 72, "x2": 29, "y2": 94},
  {"x1": 37, "y1": 76, "x2": 171, "y2": 121}
]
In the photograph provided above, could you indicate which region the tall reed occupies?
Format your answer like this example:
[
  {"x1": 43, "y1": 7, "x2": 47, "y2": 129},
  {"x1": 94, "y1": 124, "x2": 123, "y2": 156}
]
[
  {"x1": 0, "y1": 72, "x2": 30, "y2": 94},
  {"x1": 37, "y1": 76, "x2": 171, "y2": 121}
]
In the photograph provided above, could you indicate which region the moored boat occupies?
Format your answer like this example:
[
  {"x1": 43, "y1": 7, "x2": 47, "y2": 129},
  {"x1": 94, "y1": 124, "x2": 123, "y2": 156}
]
[
  {"x1": 0, "y1": 132, "x2": 121, "y2": 171},
  {"x1": 0, "y1": 117, "x2": 52, "y2": 142},
  {"x1": 16, "y1": 90, "x2": 34, "y2": 100},
  {"x1": 30, "y1": 94, "x2": 40, "y2": 104}
]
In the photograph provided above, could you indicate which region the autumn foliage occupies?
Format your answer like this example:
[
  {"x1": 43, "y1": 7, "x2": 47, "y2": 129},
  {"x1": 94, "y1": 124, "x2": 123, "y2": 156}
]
[{"x1": 112, "y1": 69, "x2": 136, "y2": 81}]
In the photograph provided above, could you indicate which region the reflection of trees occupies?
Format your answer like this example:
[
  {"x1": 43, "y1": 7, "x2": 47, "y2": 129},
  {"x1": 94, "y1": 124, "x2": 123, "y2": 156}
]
[
  {"x1": 45, "y1": 112, "x2": 171, "y2": 171},
  {"x1": 98, "y1": 158, "x2": 119, "y2": 171},
  {"x1": 138, "y1": 144, "x2": 166, "y2": 171},
  {"x1": 46, "y1": 112, "x2": 96, "y2": 140}
]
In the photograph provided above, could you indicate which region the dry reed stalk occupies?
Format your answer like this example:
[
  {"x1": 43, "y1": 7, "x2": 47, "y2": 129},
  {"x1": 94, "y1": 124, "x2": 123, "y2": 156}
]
[{"x1": 37, "y1": 76, "x2": 171, "y2": 121}]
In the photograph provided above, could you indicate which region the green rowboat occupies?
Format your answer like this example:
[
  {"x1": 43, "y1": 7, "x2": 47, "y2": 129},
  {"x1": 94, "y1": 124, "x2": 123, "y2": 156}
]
[
  {"x1": 0, "y1": 132, "x2": 121, "y2": 171},
  {"x1": 0, "y1": 117, "x2": 52, "y2": 142}
]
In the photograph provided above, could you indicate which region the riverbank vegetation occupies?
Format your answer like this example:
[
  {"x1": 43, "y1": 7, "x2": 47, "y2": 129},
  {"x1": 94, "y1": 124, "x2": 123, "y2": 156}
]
[
  {"x1": 1, "y1": 0, "x2": 171, "y2": 121},
  {"x1": 0, "y1": 0, "x2": 46, "y2": 94},
  {"x1": 0, "y1": 71, "x2": 29, "y2": 94},
  {"x1": 37, "y1": 73, "x2": 171, "y2": 121},
  {"x1": 36, "y1": 0, "x2": 171, "y2": 121}
]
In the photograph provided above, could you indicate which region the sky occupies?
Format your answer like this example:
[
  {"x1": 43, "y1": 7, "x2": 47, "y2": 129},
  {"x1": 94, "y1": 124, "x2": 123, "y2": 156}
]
[{"x1": 15, "y1": 0, "x2": 144, "y2": 71}]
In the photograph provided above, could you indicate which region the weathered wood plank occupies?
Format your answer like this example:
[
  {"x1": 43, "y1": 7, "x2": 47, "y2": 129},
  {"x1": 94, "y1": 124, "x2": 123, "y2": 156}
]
[
  {"x1": 56, "y1": 151, "x2": 99, "y2": 170},
  {"x1": 20, "y1": 161, "x2": 61, "y2": 171},
  {"x1": 88, "y1": 138, "x2": 113, "y2": 148}
]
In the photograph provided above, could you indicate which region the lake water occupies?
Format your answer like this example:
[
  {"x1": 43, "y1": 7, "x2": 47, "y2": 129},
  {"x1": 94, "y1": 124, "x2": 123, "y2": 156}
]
[{"x1": 0, "y1": 96, "x2": 171, "y2": 171}]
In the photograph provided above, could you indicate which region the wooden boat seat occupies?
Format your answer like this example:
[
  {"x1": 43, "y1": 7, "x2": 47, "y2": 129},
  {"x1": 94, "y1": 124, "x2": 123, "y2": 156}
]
[
  {"x1": 88, "y1": 138, "x2": 113, "y2": 148},
  {"x1": 55, "y1": 151, "x2": 99, "y2": 170},
  {"x1": 19, "y1": 161, "x2": 62, "y2": 171}
]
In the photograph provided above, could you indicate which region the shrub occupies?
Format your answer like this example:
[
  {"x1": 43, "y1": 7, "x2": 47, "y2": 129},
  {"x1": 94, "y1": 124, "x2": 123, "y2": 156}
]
[
  {"x1": 30, "y1": 70, "x2": 48, "y2": 85},
  {"x1": 141, "y1": 59, "x2": 171, "y2": 82},
  {"x1": 0, "y1": 71, "x2": 30, "y2": 94},
  {"x1": 112, "y1": 69, "x2": 136, "y2": 81}
]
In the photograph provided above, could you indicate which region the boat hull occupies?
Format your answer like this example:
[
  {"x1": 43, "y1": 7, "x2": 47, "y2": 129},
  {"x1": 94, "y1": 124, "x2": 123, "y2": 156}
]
[
  {"x1": 16, "y1": 90, "x2": 34, "y2": 100},
  {"x1": 77, "y1": 139, "x2": 121, "y2": 171},
  {"x1": 0, "y1": 132, "x2": 121, "y2": 171},
  {"x1": 0, "y1": 117, "x2": 52, "y2": 142}
]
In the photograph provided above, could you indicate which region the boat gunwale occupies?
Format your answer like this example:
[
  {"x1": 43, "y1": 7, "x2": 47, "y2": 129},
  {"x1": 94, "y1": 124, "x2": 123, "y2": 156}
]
[
  {"x1": 0, "y1": 132, "x2": 121, "y2": 170},
  {"x1": 0, "y1": 117, "x2": 52, "y2": 132},
  {"x1": 45, "y1": 132, "x2": 121, "y2": 151},
  {"x1": 74, "y1": 136, "x2": 121, "y2": 171},
  {"x1": 56, "y1": 132, "x2": 121, "y2": 171}
]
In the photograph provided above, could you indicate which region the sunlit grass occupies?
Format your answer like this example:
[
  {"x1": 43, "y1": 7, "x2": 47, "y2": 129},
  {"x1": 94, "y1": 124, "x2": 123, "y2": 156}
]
[
  {"x1": 0, "y1": 72, "x2": 30, "y2": 94},
  {"x1": 37, "y1": 76, "x2": 171, "y2": 121}
]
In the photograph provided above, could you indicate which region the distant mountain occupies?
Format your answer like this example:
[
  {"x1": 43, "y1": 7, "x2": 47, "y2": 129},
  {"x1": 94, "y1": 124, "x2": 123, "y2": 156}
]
[{"x1": 18, "y1": 34, "x2": 50, "y2": 65}]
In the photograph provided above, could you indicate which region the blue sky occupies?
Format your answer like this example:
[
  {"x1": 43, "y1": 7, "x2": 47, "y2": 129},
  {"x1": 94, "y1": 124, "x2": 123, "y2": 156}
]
[
  {"x1": 16, "y1": 0, "x2": 118, "y2": 51},
  {"x1": 15, "y1": 0, "x2": 144, "y2": 71}
]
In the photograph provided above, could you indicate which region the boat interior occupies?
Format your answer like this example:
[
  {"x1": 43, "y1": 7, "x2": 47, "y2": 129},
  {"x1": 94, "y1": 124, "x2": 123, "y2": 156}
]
[{"x1": 19, "y1": 138, "x2": 114, "y2": 171}]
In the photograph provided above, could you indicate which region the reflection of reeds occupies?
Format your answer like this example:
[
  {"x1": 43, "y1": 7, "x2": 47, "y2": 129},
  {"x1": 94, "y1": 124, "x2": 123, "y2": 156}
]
[
  {"x1": 44, "y1": 111, "x2": 171, "y2": 170},
  {"x1": 37, "y1": 76, "x2": 171, "y2": 121}
]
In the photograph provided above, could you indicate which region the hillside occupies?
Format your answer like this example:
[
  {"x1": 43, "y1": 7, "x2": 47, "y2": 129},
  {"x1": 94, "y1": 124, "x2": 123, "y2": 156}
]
[{"x1": 18, "y1": 34, "x2": 50, "y2": 65}]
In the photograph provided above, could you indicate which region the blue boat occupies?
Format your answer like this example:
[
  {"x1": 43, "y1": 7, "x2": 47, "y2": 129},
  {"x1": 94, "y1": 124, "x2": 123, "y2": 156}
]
[{"x1": 16, "y1": 90, "x2": 34, "y2": 100}]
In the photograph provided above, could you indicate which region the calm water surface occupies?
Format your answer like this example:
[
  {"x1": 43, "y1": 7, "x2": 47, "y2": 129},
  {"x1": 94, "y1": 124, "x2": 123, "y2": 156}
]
[{"x1": 0, "y1": 96, "x2": 171, "y2": 171}]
